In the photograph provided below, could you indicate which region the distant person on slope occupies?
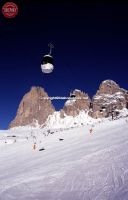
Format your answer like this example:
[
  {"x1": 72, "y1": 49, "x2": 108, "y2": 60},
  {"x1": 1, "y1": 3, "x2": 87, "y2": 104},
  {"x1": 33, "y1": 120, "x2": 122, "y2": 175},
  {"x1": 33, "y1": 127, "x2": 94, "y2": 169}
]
[
  {"x1": 33, "y1": 143, "x2": 36, "y2": 150},
  {"x1": 89, "y1": 128, "x2": 93, "y2": 134}
]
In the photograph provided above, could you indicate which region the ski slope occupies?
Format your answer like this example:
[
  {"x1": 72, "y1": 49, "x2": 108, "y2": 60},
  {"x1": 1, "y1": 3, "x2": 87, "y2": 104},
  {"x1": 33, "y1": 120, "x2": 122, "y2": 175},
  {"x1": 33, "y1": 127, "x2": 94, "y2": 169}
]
[{"x1": 0, "y1": 117, "x2": 128, "y2": 199}]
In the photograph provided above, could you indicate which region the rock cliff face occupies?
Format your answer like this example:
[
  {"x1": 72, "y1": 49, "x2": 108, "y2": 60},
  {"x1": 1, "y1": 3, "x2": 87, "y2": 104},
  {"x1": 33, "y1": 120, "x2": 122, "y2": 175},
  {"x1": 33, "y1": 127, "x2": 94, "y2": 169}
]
[
  {"x1": 9, "y1": 87, "x2": 55, "y2": 128},
  {"x1": 9, "y1": 80, "x2": 128, "y2": 128},
  {"x1": 60, "y1": 89, "x2": 91, "y2": 117},
  {"x1": 89, "y1": 80, "x2": 128, "y2": 118}
]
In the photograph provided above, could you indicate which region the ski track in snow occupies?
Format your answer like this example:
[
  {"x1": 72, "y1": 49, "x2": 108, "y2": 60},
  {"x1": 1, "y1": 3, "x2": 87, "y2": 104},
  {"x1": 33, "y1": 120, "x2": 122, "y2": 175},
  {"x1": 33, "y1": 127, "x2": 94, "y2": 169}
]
[{"x1": 0, "y1": 118, "x2": 128, "y2": 199}]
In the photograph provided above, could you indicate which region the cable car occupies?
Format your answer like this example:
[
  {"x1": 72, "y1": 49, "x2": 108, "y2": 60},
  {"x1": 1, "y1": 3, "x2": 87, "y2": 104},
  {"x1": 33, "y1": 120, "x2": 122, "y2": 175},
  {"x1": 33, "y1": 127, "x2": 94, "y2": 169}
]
[
  {"x1": 70, "y1": 91, "x2": 76, "y2": 98},
  {"x1": 41, "y1": 43, "x2": 54, "y2": 73}
]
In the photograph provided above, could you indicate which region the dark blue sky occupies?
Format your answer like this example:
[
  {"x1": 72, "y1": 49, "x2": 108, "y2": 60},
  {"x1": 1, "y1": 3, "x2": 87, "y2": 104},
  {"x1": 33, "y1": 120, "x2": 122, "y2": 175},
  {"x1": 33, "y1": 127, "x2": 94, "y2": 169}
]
[{"x1": 0, "y1": 0, "x2": 128, "y2": 129}]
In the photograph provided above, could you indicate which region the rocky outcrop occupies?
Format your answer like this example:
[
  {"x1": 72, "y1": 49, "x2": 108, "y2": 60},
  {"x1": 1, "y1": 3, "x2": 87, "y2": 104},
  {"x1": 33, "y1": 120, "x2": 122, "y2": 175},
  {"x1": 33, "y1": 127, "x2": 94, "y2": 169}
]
[
  {"x1": 89, "y1": 80, "x2": 128, "y2": 118},
  {"x1": 60, "y1": 89, "x2": 91, "y2": 117},
  {"x1": 9, "y1": 80, "x2": 128, "y2": 128},
  {"x1": 9, "y1": 87, "x2": 55, "y2": 128}
]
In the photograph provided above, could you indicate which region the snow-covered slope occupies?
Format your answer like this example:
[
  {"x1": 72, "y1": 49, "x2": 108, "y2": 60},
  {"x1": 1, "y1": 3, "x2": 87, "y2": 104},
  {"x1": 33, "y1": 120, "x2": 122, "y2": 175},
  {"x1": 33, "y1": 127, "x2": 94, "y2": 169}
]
[
  {"x1": 0, "y1": 115, "x2": 128, "y2": 199},
  {"x1": 44, "y1": 111, "x2": 98, "y2": 129},
  {"x1": 44, "y1": 108, "x2": 128, "y2": 130}
]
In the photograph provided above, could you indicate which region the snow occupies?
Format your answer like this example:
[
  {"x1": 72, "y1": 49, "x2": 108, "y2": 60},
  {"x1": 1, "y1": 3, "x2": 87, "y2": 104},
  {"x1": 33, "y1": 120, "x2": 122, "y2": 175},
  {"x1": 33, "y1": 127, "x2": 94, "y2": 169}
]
[
  {"x1": 102, "y1": 80, "x2": 118, "y2": 85},
  {"x1": 44, "y1": 111, "x2": 96, "y2": 129},
  {"x1": 0, "y1": 112, "x2": 128, "y2": 199},
  {"x1": 93, "y1": 91, "x2": 125, "y2": 105},
  {"x1": 74, "y1": 89, "x2": 81, "y2": 92},
  {"x1": 65, "y1": 99, "x2": 76, "y2": 106}
]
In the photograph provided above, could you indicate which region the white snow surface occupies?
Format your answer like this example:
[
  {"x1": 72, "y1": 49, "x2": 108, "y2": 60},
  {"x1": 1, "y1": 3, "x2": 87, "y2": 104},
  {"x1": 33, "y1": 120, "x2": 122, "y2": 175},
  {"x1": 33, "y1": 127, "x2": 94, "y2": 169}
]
[
  {"x1": 102, "y1": 80, "x2": 118, "y2": 85},
  {"x1": 45, "y1": 111, "x2": 97, "y2": 130},
  {"x1": 93, "y1": 92, "x2": 125, "y2": 105},
  {"x1": 0, "y1": 112, "x2": 128, "y2": 199},
  {"x1": 64, "y1": 99, "x2": 76, "y2": 106},
  {"x1": 73, "y1": 89, "x2": 81, "y2": 92}
]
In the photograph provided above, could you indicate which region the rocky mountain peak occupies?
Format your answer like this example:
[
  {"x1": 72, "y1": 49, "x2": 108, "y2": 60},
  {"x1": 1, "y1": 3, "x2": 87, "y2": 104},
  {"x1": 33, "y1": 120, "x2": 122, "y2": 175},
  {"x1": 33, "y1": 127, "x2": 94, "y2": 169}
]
[
  {"x1": 9, "y1": 86, "x2": 55, "y2": 128},
  {"x1": 60, "y1": 89, "x2": 91, "y2": 117},
  {"x1": 89, "y1": 80, "x2": 127, "y2": 118},
  {"x1": 9, "y1": 80, "x2": 128, "y2": 128},
  {"x1": 97, "y1": 80, "x2": 120, "y2": 95}
]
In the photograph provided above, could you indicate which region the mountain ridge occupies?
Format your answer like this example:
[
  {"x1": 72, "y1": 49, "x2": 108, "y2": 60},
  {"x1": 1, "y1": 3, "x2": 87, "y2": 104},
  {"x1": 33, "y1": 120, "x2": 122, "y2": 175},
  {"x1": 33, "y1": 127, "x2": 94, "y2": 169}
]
[{"x1": 9, "y1": 80, "x2": 128, "y2": 128}]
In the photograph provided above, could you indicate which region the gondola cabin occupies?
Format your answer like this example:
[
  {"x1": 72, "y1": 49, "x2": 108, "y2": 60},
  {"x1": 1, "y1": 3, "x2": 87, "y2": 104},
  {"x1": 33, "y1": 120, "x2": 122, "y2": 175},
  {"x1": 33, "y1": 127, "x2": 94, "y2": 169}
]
[
  {"x1": 41, "y1": 43, "x2": 54, "y2": 74},
  {"x1": 41, "y1": 54, "x2": 54, "y2": 73},
  {"x1": 70, "y1": 92, "x2": 76, "y2": 98}
]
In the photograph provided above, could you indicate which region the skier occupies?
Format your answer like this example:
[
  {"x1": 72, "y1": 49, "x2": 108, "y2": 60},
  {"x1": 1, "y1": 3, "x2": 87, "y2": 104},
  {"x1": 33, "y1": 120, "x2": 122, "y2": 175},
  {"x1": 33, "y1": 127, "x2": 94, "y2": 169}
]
[
  {"x1": 89, "y1": 128, "x2": 93, "y2": 134},
  {"x1": 33, "y1": 142, "x2": 36, "y2": 150},
  {"x1": 13, "y1": 139, "x2": 16, "y2": 143},
  {"x1": 112, "y1": 112, "x2": 114, "y2": 120}
]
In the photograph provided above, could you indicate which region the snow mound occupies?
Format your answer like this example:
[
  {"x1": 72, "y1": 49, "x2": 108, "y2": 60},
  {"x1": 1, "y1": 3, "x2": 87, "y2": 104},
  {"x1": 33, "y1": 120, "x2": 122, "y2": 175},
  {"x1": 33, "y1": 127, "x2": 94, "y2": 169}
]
[{"x1": 45, "y1": 111, "x2": 97, "y2": 129}]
